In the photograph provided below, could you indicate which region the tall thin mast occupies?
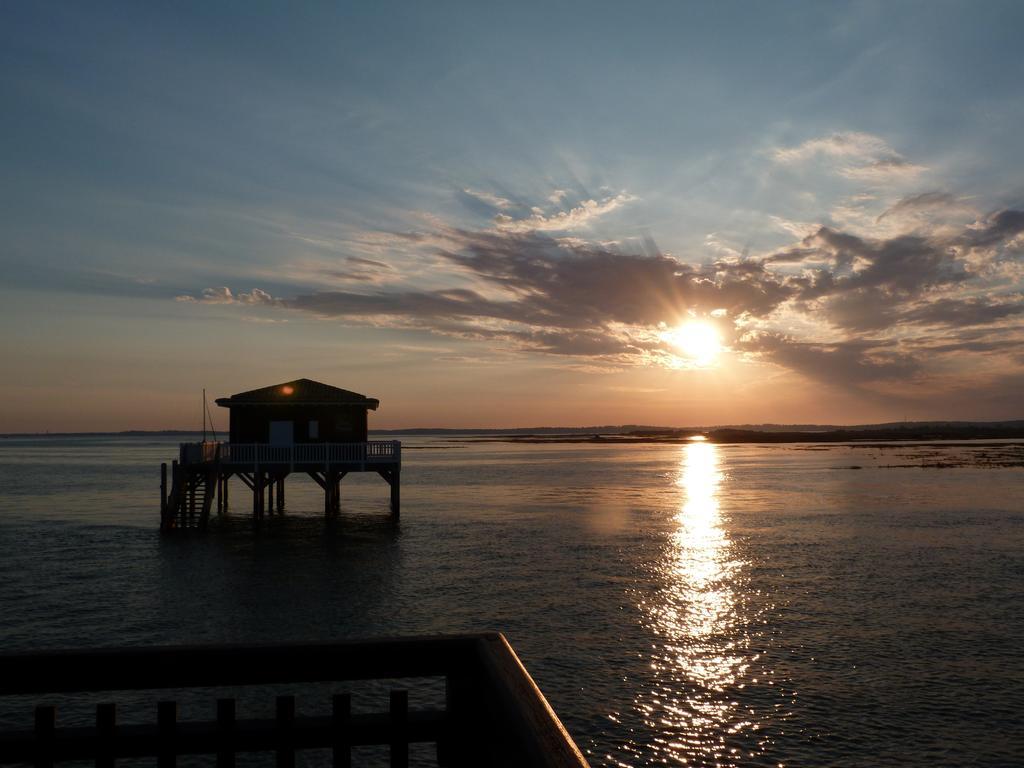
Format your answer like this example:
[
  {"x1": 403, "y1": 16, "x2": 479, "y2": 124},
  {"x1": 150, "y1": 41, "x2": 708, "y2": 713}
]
[{"x1": 202, "y1": 388, "x2": 207, "y2": 441}]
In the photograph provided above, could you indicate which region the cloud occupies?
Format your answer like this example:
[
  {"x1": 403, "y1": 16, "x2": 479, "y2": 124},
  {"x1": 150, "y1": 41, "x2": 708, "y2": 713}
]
[
  {"x1": 901, "y1": 296, "x2": 1024, "y2": 327},
  {"x1": 183, "y1": 208, "x2": 1024, "y2": 359},
  {"x1": 757, "y1": 208, "x2": 1024, "y2": 339},
  {"x1": 441, "y1": 228, "x2": 791, "y2": 324},
  {"x1": 772, "y1": 132, "x2": 893, "y2": 163},
  {"x1": 740, "y1": 333, "x2": 921, "y2": 385},
  {"x1": 346, "y1": 256, "x2": 394, "y2": 270},
  {"x1": 186, "y1": 227, "x2": 791, "y2": 363},
  {"x1": 838, "y1": 156, "x2": 927, "y2": 181},
  {"x1": 919, "y1": 336, "x2": 1024, "y2": 354},
  {"x1": 321, "y1": 270, "x2": 379, "y2": 282},
  {"x1": 493, "y1": 192, "x2": 635, "y2": 233},
  {"x1": 176, "y1": 286, "x2": 281, "y2": 305},
  {"x1": 809, "y1": 228, "x2": 967, "y2": 294},
  {"x1": 317, "y1": 255, "x2": 397, "y2": 284},
  {"x1": 768, "y1": 224, "x2": 978, "y2": 331},
  {"x1": 877, "y1": 191, "x2": 958, "y2": 222},
  {"x1": 959, "y1": 208, "x2": 1024, "y2": 249},
  {"x1": 176, "y1": 184, "x2": 1024, "y2": 395},
  {"x1": 288, "y1": 230, "x2": 789, "y2": 330},
  {"x1": 461, "y1": 187, "x2": 513, "y2": 209},
  {"x1": 772, "y1": 131, "x2": 926, "y2": 182},
  {"x1": 770, "y1": 215, "x2": 820, "y2": 239}
]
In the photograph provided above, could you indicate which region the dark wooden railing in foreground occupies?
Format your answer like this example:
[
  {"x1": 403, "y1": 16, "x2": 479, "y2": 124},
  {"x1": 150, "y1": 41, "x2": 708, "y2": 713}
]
[{"x1": 0, "y1": 634, "x2": 589, "y2": 768}]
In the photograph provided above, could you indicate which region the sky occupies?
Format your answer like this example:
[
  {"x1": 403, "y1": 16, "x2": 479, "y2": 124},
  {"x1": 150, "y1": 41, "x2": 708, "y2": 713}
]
[{"x1": 2, "y1": 0, "x2": 1024, "y2": 431}]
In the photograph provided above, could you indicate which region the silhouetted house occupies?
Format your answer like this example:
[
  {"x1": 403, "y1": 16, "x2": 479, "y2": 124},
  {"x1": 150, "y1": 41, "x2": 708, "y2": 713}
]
[{"x1": 215, "y1": 378, "x2": 379, "y2": 444}]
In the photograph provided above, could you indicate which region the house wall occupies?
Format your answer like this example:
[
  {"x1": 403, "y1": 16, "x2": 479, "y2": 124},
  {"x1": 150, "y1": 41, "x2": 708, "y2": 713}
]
[{"x1": 227, "y1": 405, "x2": 369, "y2": 443}]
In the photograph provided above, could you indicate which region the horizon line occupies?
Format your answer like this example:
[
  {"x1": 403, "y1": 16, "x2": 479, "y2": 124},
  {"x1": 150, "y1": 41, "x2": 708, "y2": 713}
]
[{"x1": 3, "y1": 418, "x2": 1024, "y2": 438}]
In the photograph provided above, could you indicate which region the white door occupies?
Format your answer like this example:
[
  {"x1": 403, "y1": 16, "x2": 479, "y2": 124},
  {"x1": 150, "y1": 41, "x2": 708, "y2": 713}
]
[{"x1": 269, "y1": 421, "x2": 294, "y2": 444}]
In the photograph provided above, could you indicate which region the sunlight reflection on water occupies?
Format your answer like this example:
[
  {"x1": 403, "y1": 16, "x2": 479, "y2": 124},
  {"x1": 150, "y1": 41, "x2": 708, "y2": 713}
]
[{"x1": 636, "y1": 442, "x2": 755, "y2": 766}]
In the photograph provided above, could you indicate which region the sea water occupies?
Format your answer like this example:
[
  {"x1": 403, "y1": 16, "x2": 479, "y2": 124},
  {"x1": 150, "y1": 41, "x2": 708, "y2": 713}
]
[{"x1": 0, "y1": 435, "x2": 1022, "y2": 767}]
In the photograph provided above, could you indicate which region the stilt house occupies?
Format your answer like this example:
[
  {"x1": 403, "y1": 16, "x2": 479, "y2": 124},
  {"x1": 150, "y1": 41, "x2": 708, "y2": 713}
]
[
  {"x1": 161, "y1": 378, "x2": 399, "y2": 530},
  {"x1": 215, "y1": 378, "x2": 380, "y2": 444}
]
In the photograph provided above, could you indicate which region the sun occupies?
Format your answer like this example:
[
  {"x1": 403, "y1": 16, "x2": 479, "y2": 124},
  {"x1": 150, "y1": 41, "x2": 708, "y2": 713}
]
[{"x1": 662, "y1": 321, "x2": 723, "y2": 366}]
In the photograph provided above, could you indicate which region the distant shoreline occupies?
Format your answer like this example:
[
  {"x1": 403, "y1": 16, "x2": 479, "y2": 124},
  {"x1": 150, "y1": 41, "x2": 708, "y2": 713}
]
[
  {"x1": 461, "y1": 430, "x2": 1024, "y2": 445},
  {"x1": 3, "y1": 421, "x2": 1024, "y2": 443}
]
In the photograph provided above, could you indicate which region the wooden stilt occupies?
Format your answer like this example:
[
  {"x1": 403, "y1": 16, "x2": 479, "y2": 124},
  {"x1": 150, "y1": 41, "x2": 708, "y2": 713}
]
[
  {"x1": 267, "y1": 477, "x2": 275, "y2": 514},
  {"x1": 223, "y1": 473, "x2": 230, "y2": 512},
  {"x1": 335, "y1": 471, "x2": 348, "y2": 515},
  {"x1": 277, "y1": 476, "x2": 285, "y2": 513},
  {"x1": 325, "y1": 472, "x2": 333, "y2": 516}
]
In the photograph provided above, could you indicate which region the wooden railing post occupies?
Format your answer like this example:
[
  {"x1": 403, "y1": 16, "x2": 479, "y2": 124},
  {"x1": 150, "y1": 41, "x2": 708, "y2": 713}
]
[
  {"x1": 96, "y1": 703, "x2": 115, "y2": 768},
  {"x1": 275, "y1": 696, "x2": 295, "y2": 768},
  {"x1": 157, "y1": 701, "x2": 176, "y2": 768},
  {"x1": 389, "y1": 690, "x2": 408, "y2": 768},
  {"x1": 216, "y1": 698, "x2": 235, "y2": 768},
  {"x1": 33, "y1": 705, "x2": 54, "y2": 768},
  {"x1": 440, "y1": 671, "x2": 482, "y2": 767},
  {"x1": 331, "y1": 693, "x2": 351, "y2": 768}
]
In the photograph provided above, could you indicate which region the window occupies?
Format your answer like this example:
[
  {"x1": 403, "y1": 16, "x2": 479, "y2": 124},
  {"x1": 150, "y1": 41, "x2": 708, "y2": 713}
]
[{"x1": 308, "y1": 420, "x2": 319, "y2": 439}]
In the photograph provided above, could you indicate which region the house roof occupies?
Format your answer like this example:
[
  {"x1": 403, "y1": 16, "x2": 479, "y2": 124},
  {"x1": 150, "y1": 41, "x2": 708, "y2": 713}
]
[{"x1": 215, "y1": 379, "x2": 379, "y2": 410}]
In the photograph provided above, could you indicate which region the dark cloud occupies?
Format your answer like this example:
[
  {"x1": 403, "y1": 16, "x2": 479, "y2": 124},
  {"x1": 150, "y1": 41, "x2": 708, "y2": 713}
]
[
  {"x1": 346, "y1": 256, "x2": 394, "y2": 270},
  {"x1": 322, "y1": 270, "x2": 378, "y2": 282},
  {"x1": 278, "y1": 230, "x2": 794, "y2": 358},
  {"x1": 920, "y1": 338, "x2": 1024, "y2": 354},
  {"x1": 789, "y1": 228, "x2": 968, "y2": 297},
  {"x1": 318, "y1": 256, "x2": 397, "y2": 283},
  {"x1": 957, "y1": 209, "x2": 1024, "y2": 249},
  {"x1": 876, "y1": 191, "x2": 956, "y2": 222},
  {"x1": 768, "y1": 212, "x2": 1024, "y2": 333},
  {"x1": 740, "y1": 333, "x2": 920, "y2": 385},
  {"x1": 180, "y1": 207, "x2": 1024, "y2": 384},
  {"x1": 902, "y1": 297, "x2": 1024, "y2": 327},
  {"x1": 287, "y1": 287, "x2": 519, "y2": 323},
  {"x1": 505, "y1": 329, "x2": 640, "y2": 357},
  {"x1": 440, "y1": 229, "x2": 792, "y2": 326},
  {"x1": 812, "y1": 288, "x2": 904, "y2": 331},
  {"x1": 774, "y1": 224, "x2": 989, "y2": 332},
  {"x1": 731, "y1": 211, "x2": 1024, "y2": 384}
]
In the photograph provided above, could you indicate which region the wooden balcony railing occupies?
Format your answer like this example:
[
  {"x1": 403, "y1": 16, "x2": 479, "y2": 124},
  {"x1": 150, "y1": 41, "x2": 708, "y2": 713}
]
[
  {"x1": 0, "y1": 633, "x2": 588, "y2": 768},
  {"x1": 179, "y1": 441, "x2": 401, "y2": 466}
]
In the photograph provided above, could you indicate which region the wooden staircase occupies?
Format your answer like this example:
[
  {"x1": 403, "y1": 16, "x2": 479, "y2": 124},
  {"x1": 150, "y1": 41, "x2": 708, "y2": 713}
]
[{"x1": 161, "y1": 464, "x2": 215, "y2": 530}]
